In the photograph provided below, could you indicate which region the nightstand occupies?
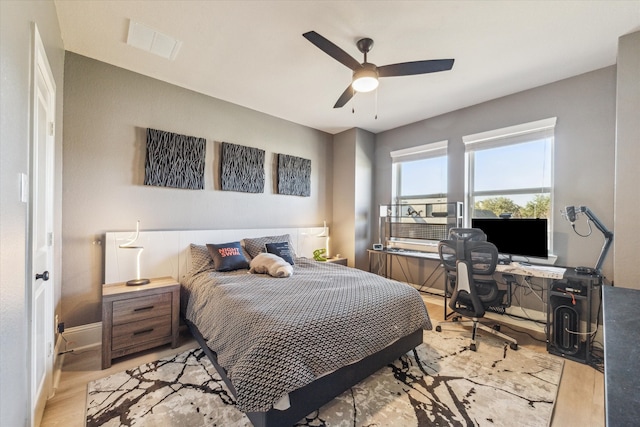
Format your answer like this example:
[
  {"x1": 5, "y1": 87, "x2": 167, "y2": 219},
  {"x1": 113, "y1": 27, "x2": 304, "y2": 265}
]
[
  {"x1": 101, "y1": 276, "x2": 180, "y2": 369},
  {"x1": 326, "y1": 257, "x2": 348, "y2": 266}
]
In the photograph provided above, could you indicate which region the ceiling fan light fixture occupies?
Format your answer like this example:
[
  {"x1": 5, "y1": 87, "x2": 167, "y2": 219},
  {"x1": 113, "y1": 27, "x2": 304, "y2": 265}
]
[
  {"x1": 352, "y1": 65, "x2": 379, "y2": 92},
  {"x1": 303, "y1": 31, "x2": 454, "y2": 108}
]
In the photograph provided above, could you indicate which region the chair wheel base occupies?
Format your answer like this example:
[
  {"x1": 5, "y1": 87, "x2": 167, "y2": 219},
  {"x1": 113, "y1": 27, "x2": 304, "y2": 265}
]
[
  {"x1": 435, "y1": 325, "x2": 442, "y2": 332},
  {"x1": 470, "y1": 343, "x2": 477, "y2": 351},
  {"x1": 509, "y1": 342, "x2": 518, "y2": 350}
]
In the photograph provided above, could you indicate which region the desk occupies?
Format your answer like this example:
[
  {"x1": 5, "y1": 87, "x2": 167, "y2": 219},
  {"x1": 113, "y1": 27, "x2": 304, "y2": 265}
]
[
  {"x1": 368, "y1": 249, "x2": 442, "y2": 292},
  {"x1": 369, "y1": 248, "x2": 602, "y2": 363},
  {"x1": 368, "y1": 248, "x2": 566, "y2": 284},
  {"x1": 368, "y1": 248, "x2": 564, "y2": 320},
  {"x1": 498, "y1": 262, "x2": 565, "y2": 279},
  {"x1": 602, "y1": 286, "x2": 640, "y2": 426}
]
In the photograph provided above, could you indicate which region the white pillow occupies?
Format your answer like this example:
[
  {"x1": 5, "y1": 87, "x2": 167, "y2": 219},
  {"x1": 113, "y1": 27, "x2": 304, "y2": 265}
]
[{"x1": 249, "y1": 253, "x2": 293, "y2": 278}]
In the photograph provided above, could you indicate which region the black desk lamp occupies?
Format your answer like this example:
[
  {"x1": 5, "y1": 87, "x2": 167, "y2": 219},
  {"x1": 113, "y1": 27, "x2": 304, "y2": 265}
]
[{"x1": 564, "y1": 205, "x2": 613, "y2": 276}]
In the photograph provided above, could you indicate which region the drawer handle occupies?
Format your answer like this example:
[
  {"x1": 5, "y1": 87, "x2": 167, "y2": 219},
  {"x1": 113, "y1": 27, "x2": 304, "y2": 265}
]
[
  {"x1": 133, "y1": 328, "x2": 154, "y2": 336},
  {"x1": 133, "y1": 305, "x2": 154, "y2": 312}
]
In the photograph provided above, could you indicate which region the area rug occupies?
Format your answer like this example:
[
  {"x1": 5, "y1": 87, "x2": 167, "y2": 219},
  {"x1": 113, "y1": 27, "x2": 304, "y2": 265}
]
[{"x1": 86, "y1": 330, "x2": 563, "y2": 426}]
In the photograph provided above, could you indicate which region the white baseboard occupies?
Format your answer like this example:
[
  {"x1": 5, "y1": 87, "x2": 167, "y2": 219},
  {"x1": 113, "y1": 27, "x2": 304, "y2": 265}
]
[
  {"x1": 49, "y1": 323, "x2": 101, "y2": 399},
  {"x1": 51, "y1": 333, "x2": 65, "y2": 397},
  {"x1": 61, "y1": 321, "x2": 102, "y2": 351}
]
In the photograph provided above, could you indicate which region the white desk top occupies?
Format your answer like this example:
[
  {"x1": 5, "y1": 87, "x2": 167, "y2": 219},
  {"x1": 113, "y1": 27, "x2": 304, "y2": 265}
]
[
  {"x1": 371, "y1": 248, "x2": 441, "y2": 260},
  {"x1": 370, "y1": 249, "x2": 566, "y2": 280},
  {"x1": 497, "y1": 262, "x2": 565, "y2": 280}
]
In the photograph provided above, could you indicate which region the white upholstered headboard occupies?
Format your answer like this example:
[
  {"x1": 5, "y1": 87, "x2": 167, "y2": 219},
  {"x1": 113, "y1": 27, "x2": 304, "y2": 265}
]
[{"x1": 104, "y1": 227, "x2": 327, "y2": 284}]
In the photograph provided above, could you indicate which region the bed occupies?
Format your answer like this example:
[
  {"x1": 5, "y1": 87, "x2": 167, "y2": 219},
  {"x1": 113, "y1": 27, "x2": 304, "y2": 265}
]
[{"x1": 104, "y1": 228, "x2": 432, "y2": 427}]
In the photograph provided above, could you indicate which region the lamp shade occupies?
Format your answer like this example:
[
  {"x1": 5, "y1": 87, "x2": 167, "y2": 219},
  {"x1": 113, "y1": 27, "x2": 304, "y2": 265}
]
[
  {"x1": 317, "y1": 220, "x2": 329, "y2": 237},
  {"x1": 352, "y1": 64, "x2": 379, "y2": 92}
]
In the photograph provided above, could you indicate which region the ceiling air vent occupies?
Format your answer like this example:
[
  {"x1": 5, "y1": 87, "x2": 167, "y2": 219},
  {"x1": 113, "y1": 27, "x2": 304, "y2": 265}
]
[{"x1": 126, "y1": 20, "x2": 182, "y2": 60}]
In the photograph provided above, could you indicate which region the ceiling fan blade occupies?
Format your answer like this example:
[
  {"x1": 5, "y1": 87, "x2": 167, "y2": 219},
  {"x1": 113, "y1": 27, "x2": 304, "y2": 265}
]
[
  {"x1": 377, "y1": 59, "x2": 454, "y2": 77},
  {"x1": 333, "y1": 85, "x2": 355, "y2": 108},
  {"x1": 303, "y1": 31, "x2": 362, "y2": 71}
]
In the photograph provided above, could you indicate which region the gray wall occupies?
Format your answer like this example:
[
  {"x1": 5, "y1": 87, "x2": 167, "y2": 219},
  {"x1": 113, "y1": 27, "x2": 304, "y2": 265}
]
[
  {"x1": 354, "y1": 129, "x2": 376, "y2": 270},
  {"x1": 614, "y1": 31, "x2": 640, "y2": 290},
  {"x1": 331, "y1": 128, "x2": 375, "y2": 270},
  {"x1": 0, "y1": 1, "x2": 65, "y2": 425},
  {"x1": 332, "y1": 129, "x2": 357, "y2": 265},
  {"x1": 375, "y1": 66, "x2": 618, "y2": 280},
  {"x1": 62, "y1": 53, "x2": 333, "y2": 327}
]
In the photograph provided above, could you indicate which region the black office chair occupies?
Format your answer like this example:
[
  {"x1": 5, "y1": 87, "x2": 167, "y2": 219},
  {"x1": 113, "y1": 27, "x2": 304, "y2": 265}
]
[{"x1": 435, "y1": 228, "x2": 518, "y2": 351}]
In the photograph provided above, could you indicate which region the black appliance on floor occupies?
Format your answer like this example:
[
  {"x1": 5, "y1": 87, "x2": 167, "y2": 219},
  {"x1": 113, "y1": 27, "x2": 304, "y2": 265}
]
[{"x1": 546, "y1": 271, "x2": 601, "y2": 364}]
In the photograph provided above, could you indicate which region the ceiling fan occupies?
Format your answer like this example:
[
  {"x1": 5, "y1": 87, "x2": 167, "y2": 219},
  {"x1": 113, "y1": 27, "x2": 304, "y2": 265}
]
[{"x1": 303, "y1": 31, "x2": 455, "y2": 108}]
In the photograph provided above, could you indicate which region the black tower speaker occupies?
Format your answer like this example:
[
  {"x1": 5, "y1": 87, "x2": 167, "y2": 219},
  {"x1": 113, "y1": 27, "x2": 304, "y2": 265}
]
[{"x1": 552, "y1": 305, "x2": 580, "y2": 355}]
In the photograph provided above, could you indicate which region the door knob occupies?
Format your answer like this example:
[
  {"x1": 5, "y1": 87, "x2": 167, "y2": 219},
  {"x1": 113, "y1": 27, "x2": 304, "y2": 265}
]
[{"x1": 35, "y1": 271, "x2": 50, "y2": 281}]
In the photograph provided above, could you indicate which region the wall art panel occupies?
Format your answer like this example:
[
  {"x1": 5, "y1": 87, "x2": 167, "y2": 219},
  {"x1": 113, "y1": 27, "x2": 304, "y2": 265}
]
[
  {"x1": 277, "y1": 154, "x2": 311, "y2": 197},
  {"x1": 144, "y1": 128, "x2": 205, "y2": 190},
  {"x1": 220, "y1": 142, "x2": 265, "y2": 193}
]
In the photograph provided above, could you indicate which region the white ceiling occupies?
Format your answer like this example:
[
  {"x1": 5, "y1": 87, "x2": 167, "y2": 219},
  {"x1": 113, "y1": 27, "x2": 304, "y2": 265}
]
[{"x1": 54, "y1": 1, "x2": 640, "y2": 135}]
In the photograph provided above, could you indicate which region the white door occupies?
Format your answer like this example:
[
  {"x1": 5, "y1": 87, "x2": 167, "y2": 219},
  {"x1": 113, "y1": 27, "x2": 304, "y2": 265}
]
[{"x1": 30, "y1": 24, "x2": 56, "y2": 427}]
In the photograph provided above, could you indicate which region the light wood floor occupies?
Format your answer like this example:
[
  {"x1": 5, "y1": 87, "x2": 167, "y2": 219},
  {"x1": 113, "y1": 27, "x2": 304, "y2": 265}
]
[{"x1": 41, "y1": 299, "x2": 604, "y2": 427}]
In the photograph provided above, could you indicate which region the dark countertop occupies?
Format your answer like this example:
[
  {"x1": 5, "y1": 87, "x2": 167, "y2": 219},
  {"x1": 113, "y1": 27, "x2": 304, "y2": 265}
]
[{"x1": 602, "y1": 285, "x2": 640, "y2": 426}]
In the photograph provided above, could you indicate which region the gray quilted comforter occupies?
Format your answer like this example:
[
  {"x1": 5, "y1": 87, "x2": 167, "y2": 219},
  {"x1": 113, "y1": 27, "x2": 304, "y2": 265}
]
[{"x1": 181, "y1": 257, "x2": 432, "y2": 412}]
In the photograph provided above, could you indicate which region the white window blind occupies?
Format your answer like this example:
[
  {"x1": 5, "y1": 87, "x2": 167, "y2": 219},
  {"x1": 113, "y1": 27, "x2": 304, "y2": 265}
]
[
  {"x1": 391, "y1": 140, "x2": 448, "y2": 162},
  {"x1": 463, "y1": 118, "x2": 556, "y2": 152}
]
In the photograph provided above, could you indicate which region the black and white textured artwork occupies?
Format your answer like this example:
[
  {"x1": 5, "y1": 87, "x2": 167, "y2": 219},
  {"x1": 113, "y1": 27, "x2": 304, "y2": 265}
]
[
  {"x1": 220, "y1": 142, "x2": 265, "y2": 193},
  {"x1": 277, "y1": 154, "x2": 311, "y2": 197},
  {"x1": 144, "y1": 128, "x2": 205, "y2": 190}
]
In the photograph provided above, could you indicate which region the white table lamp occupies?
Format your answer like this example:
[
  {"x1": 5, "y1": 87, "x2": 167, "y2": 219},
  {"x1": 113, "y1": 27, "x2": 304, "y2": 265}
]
[{"x1": 119, "y1": 220, "x2": 150, "y2": 286}]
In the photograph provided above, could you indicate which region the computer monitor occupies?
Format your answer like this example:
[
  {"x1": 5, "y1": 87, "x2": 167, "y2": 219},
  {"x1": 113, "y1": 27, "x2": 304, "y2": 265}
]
[{"x1": 471, "y1": 218, "x2": 548, "y2": 259}]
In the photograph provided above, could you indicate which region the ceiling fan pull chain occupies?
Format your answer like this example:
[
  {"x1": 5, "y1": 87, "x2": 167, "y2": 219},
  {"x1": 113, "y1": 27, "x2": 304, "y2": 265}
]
[{"x1": 375, "y1": 89, "x2": 378, "y2": 120}]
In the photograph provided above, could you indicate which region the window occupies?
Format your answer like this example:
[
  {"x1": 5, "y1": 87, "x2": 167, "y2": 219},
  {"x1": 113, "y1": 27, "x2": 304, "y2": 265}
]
[
  {"x1": 463, "y1": 118, "x2": 555, "y2": 250},
  {"x1": 391, "y1": 140, "x2": 448, "y2": 205},
  {"x1": 387, "y1": 141, "x2": 449, "y2": 245}
]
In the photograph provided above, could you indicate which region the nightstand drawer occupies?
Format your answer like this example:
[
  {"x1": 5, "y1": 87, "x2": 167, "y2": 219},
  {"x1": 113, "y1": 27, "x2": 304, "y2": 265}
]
[
  {"x1": 102, "y1": 277, "x2": 180, "y2": 369},
  {"x1": 112, "y1": 292, "x2": 172, "y2": 325},
  {"x1": 111, "y1": 315, "x2": 172, "y2": 351}
]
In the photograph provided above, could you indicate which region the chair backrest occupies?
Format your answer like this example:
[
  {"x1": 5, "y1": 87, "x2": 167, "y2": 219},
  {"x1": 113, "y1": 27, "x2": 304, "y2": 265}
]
[
  {"x1": 451, "y1": 259, "x2": 486, "y2": 317},
  {"x1": 438, "y1": 228, "x2": 488, "y2": 273},
  {"x1": 465, "y1": 240, "x2": 499, "y2": 276},
  {"x1": 438, "y1": 239, "x2": 499, "y2": 275},
  {"x1": 438, "y1": 228, "x2": 500, "y2": 318},
  {"x1": 448, "y1": 228, "x2": 486, "y2": 242}
]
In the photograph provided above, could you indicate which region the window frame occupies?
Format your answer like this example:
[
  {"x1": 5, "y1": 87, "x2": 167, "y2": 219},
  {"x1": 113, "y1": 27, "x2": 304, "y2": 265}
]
[
  {"x1": 391, "y1": 140, "x2": 448, "y2": 204},
  {"x1": 463, "y1": 118, "x2": 556, "y2": 254},
  {"x1": 388, "y1": 141, "x2": 449, "y2": 247}
]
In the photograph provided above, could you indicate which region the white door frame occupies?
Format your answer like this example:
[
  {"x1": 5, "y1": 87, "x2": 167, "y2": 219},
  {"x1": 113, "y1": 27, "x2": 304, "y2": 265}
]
[{"x1": 29, "y1": 23, "x2": 56, "y2": 427}]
